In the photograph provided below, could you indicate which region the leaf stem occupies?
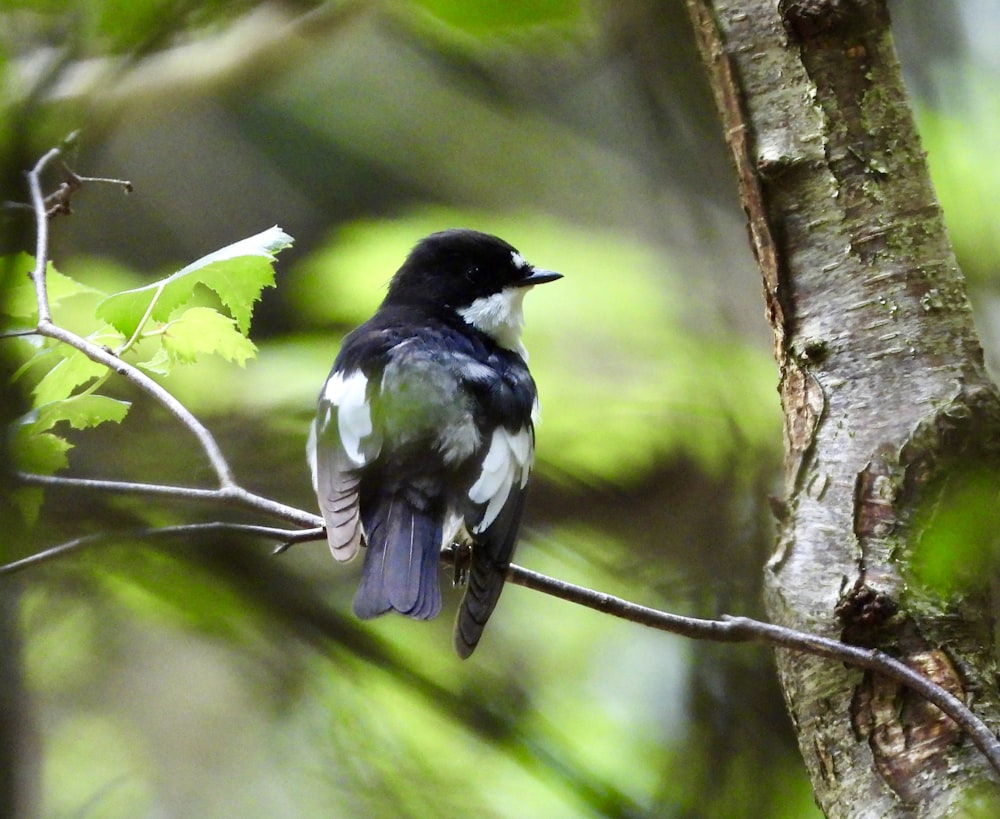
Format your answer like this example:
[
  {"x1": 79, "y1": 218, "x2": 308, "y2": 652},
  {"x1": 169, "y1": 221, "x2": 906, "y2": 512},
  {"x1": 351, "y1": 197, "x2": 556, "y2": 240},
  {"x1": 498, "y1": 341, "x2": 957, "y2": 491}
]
[{"x1": 115, "y1": 279, "x2": 168, "y2": 356}]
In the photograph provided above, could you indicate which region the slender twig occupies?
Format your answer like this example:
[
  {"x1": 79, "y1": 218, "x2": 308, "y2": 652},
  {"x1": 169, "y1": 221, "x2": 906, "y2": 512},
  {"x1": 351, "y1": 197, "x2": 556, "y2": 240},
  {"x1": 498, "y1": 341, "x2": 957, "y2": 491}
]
[
  {"x1": 15, "y1": 471, "x2": 223, "y2": 500},
  {"x1": 502, "y1": 563, "x2": 1000, "y2": 776},
  {"x1": 0, "y1": 523, "x2": 324, "y2": 575},
  {"x1": 66, "y1": 170, "x2": 133, "y2": 192},
  {"x1": 15, "y1": 472, "x2": 322, "y2": 528},
  {"x1": 26, "y1": 147, "x2": 61, "y2": 323}
]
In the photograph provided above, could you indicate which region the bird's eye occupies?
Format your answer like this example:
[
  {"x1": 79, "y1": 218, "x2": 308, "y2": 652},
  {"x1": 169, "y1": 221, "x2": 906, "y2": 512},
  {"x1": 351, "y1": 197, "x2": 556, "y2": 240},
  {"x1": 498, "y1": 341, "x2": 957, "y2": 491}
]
[{"x1": 465, "y1": 266, "x2": 480, "y2": 282}]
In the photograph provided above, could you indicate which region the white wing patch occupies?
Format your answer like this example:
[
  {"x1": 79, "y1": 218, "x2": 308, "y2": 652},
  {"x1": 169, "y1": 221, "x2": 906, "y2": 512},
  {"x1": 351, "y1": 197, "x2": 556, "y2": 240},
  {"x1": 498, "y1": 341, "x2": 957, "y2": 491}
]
[
  {"x1": 313, "y1": 368, "x2": 374, "y2": 563},
  {"x1": 456, "y1": 287, "x2": 529, "y2": 360},
  {"x1": 323, "y1": 370, "x2": 373, "y2": 465},
  {"x1": 468, "y1": 426, "x2": 534, "y2": 533},
  {"x1": 456, "y1": 357, "x2": 497, "y2": 384},
  {"x1": 306, "y1": 418, "x2": 320, "y2": 491}
]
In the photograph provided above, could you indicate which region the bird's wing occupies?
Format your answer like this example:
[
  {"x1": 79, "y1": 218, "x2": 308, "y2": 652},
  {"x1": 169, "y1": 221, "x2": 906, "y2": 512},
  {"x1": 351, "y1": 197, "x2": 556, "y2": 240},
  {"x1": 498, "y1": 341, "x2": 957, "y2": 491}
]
[
  {"x1": 454, "y1": 356, "x2": 537, "y2": 657},
  {"x1": 309, "y1": 368, "x2": 382, "y2": 562}
]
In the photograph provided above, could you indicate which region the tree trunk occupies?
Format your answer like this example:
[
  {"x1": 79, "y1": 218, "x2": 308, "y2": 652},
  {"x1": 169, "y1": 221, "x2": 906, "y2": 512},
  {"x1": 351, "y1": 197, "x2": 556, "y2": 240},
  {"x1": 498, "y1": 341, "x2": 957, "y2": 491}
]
[{"x1": 686, "y1": 0, "x2": 1000, "y2": 815}]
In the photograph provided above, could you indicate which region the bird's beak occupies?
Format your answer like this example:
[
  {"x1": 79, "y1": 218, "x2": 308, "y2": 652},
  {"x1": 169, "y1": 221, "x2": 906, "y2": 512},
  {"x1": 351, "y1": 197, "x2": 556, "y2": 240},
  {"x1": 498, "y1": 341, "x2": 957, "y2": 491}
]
[{"x1": 517, "y1": 268, "x2": 563, "y2": 287}]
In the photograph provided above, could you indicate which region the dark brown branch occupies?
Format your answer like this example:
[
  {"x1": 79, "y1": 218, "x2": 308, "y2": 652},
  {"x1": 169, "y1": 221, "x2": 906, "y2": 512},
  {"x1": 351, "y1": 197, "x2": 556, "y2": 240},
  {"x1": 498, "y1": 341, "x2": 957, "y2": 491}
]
[
  {"x1": 503, "y1": 563, "x2": 1000, "y2": 776},
  {"x1": 0, "y1": 523, "x2": 324, "y2": 575}
]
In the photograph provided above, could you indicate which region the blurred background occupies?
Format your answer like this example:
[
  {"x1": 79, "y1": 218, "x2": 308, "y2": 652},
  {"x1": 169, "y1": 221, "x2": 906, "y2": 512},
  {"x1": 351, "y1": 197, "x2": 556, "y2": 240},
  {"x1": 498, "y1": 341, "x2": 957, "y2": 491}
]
[{"x1": 1, "y1": 1, "x2": 998, "y2": 816}]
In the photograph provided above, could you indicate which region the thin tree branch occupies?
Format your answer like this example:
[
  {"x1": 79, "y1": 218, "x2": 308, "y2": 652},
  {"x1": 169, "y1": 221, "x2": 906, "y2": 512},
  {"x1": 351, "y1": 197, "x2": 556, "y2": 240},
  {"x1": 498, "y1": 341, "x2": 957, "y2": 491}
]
[
  {"x1": 15, "y1": 472, "x2": 322, "y2": 528},
  {"x1": 16, "y1": 472, "x2": 226, "y2": 501},
  {"x1": 26, "y1": 147, "x2": 60, "y2": 324},
  {"x1": 0, "y1": 523, "x2": 324, "y2": 575},
  {"x1": 502, "y1": 563, "x2": 1000, "y2": 777},
  {"x1": 32, "y1": 320, "x2": 242, "y2": 488}
]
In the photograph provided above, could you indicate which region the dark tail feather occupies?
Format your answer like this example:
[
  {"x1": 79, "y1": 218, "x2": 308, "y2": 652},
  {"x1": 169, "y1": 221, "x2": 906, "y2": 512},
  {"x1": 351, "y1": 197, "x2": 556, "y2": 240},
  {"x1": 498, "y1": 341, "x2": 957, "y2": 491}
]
[
  {"x1": 453, "y1": 556, "x2": 507, "y2": 659},
  {"x1": 353, "y1": 494, "x2": 442, "y2": 620},
  {"x1": 453, "y1": 488, "x2": 528, "y2": 658}
]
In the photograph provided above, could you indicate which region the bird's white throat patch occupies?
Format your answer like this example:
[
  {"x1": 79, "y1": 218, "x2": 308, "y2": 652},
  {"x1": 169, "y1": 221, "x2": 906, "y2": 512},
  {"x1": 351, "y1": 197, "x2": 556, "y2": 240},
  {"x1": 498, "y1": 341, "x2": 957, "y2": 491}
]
[{"x1": 456, "y1": 286, "x2": 529, "y2": 359}]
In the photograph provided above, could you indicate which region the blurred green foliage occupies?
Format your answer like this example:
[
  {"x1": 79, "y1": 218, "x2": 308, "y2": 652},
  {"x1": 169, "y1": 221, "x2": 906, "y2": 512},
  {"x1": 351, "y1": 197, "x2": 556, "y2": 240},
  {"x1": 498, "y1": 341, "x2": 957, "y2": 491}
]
[
  {"x1": 1, "y1": 0, "x2": 996, "y2": 817},
  {"x1": 410, "y1": 0, "x2": 583, "y2": 32},
  {"x1": 911, "y1": 468, "x2": 1000, "y2": 594},
  {"x1": 917, "y1": 83, "x2": 1000, "y2": 284}
]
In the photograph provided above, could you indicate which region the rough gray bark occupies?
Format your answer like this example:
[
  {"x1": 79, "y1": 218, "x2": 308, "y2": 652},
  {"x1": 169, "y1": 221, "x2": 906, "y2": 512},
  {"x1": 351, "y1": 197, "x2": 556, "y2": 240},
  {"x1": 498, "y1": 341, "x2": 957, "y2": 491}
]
[{"x1": 686, "y1": 0, "x2": 1000, "y2": 815}]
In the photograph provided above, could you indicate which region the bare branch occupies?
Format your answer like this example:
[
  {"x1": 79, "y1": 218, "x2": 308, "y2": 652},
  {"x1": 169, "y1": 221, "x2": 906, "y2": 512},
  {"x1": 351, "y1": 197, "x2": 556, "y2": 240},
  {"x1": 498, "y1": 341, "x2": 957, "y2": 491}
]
[
  {"x1": 502, "y1": 563, "x2": 1000, "y2": 777},
  {"x1": 26, "y1": 146, "x2": 61, "y2": 323},
  {"x1": 15, "y1": 472, "x2": 322, "y2": 528},
  {"x1": 16, "y1": 472, "x2": 226, "y2": 502},
  {"x1": 0, "y1": 522, "x2": 325, "y2": 576}
]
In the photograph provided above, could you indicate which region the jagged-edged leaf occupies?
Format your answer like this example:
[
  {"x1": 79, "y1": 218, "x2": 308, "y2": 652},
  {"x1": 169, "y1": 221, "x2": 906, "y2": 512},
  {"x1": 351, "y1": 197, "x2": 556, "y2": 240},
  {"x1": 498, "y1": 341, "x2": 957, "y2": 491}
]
[
  {"x1": 136, "y1": 346, "x2": 172, "y2": 376},
  {"x1": 29, "y1": 395, "x2": 132, "y2": 433},
  {"x1": 161, "y1": 306, "x2": 257, "y2": 366},
  {"x1": 31, "y1": 348, "x2": 109, "y2": 405},
  {"x1": 1, "y1": 254, "x2": 101, "y2": 320},
  {"x1": 95, "y1": 226, "x2": 293, "y2": 337},
  {"x1": 11, "y1": 427, "x2": 72, "y2": 474}
]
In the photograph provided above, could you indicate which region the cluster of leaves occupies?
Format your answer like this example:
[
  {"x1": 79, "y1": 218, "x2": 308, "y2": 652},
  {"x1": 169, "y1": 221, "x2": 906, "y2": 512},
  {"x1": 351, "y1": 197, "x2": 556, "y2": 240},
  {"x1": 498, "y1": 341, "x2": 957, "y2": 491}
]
[{"x1": 2, "y1": 226, "x2": 293, "y2": 509}]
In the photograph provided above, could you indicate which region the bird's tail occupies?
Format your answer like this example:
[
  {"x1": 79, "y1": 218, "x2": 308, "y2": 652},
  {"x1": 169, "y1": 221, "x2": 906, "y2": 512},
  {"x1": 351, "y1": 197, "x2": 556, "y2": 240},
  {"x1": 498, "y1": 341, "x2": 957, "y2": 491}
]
[{"x1": 354, "y1": 493, "x2": 442, "y2": 620}]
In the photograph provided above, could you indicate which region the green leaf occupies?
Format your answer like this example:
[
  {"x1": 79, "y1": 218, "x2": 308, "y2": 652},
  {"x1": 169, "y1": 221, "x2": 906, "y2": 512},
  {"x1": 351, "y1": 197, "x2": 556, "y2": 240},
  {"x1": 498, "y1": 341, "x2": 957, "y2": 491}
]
[
  {"x1": 11, "y1": 427, "x2": 72, "y2": 475},
  {"x1": 1, "y1": 254, "x2": 101, "y2": 321},
  {"x1": 11, "y1": 345, "x2": 61, "y2": 385},
  {"x1": 161, "y1": 306, "x2": 257, "y2": 366},
  {"x1": 31, "y1": 348, "x2": 109, "y2": 405},
  {"x1": 95, "y1": 227, "x2": 293, "y2": 337},
  {"x1": 11, "y1": 487, "x2": 45, "y2": 527},
  {"x1": 9, "y1": 395, "x2": 129, "y2": 480},
  {"x1": 136, "y1": 347, "x2": 172, "y2": 377},
  {"x1": 30, "y1": 395, "x2": 132, "y2": 433}
]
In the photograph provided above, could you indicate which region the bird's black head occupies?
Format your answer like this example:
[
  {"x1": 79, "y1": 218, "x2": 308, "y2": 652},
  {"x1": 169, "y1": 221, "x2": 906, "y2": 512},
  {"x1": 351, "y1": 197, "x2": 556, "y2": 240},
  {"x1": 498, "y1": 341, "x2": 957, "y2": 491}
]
[{"x1": 384, "y1": 229, "x2": 560, "y2": 309}]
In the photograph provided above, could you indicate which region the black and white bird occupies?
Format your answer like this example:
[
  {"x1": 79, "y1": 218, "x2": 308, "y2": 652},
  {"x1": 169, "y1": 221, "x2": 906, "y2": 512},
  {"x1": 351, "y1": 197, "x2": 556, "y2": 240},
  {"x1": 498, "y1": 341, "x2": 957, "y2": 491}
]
[{"x1": 308, "y1": 229, "x2": 561, "y2": 657}]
